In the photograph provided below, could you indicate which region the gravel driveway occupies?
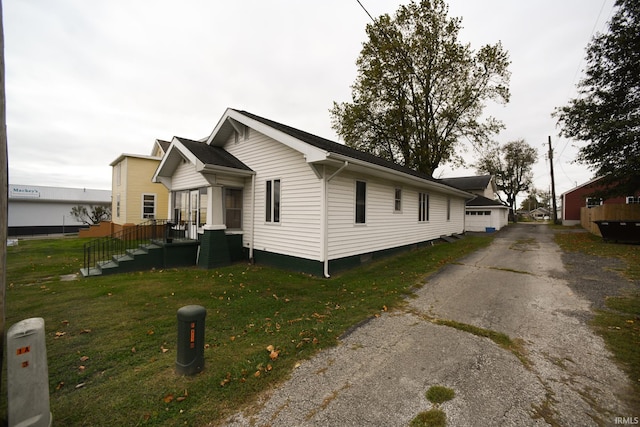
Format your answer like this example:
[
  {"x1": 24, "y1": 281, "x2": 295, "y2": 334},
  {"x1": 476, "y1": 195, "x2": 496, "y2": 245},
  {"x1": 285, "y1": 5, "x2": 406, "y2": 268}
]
[{"x1": 223, "y1": 224, "x2": 637, "y2": 426}]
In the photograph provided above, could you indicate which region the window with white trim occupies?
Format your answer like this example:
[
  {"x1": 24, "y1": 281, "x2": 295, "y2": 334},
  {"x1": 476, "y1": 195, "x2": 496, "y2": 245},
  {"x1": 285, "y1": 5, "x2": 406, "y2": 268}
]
[
  {"x1": 225, "y1": 188, "x2": 242, "y2": 229},
  {"x1": 586, "y1": 197, "x2": 602, "y2": 208},
  {"x1": 266, "y1": 179, "x2": 281, "y2": 223},
  {"x1": 142, "y1": 194, "x2": 156, "y2": 219},
  {"x1": 116, "y1": 194, "x2": 121, "y2": 218},
  {"x1": 394, "y1": 188, "x2": 402, "y2": 212},
  {"x1": 356, "y1": 181, "x2": 366, "y2": 224},
  {"x1": 419, "y1": 192, "x2": 429, "y2": 222},
  {"x1": 626, "y1": 196, "x2": 639, "y2": 204}
]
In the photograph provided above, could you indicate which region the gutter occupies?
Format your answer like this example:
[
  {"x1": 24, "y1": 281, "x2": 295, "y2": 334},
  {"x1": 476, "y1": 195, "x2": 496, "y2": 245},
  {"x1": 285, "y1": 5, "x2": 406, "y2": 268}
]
[{"x1": 325, "y1": 153, "x2": 473, "y2": 199}]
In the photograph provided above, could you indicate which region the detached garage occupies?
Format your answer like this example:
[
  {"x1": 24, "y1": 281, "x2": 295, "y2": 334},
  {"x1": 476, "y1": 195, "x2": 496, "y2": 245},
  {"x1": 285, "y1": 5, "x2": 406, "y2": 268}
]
[{"x1": 465, "y1": 195, "x2": 509, "y2": 232}]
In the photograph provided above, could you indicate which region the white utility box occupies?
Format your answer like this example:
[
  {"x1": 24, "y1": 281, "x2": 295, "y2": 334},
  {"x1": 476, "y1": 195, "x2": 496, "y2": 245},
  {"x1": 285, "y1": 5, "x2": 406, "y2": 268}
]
[{"x1": 7, "y1": 317, "x2": 52, "y2": 427}]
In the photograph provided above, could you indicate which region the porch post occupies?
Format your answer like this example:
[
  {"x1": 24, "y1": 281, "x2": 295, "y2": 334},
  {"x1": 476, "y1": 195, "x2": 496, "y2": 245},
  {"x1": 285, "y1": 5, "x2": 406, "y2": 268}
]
[
  {"x1": 199, "y1": 185, "x2": 230, "y2": 269},
  {"x1": 207, "y1": 185, "x2": 225, "y2": 230}
]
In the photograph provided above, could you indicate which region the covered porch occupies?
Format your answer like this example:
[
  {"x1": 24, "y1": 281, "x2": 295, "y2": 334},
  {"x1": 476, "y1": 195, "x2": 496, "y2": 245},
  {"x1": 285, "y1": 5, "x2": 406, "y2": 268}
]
[{"x1": 153, "y1": 136, "x2": 256, "y2": 269}]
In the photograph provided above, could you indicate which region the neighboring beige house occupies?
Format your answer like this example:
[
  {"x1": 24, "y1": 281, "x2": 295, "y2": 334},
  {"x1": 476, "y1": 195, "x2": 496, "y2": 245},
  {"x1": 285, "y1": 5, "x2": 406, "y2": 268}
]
[{"x1": 110, "y1": 140, "x2": 170, "y2": 229}]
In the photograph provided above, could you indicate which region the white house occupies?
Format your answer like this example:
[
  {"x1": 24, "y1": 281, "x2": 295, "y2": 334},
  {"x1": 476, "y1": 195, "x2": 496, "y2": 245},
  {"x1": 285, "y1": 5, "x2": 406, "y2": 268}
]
[
  {"x1": 440, "y1": 175, "x2": 508, "y2": 232},
  {"x1": 152, "y1": 109, "x2": 473, "y2": 277},
  {"x1": 463, "y1": 195, "x2": 509, "y2": 232},
  {"x1": 8, "y1": 184, "x2": 111, "y2": 236}
]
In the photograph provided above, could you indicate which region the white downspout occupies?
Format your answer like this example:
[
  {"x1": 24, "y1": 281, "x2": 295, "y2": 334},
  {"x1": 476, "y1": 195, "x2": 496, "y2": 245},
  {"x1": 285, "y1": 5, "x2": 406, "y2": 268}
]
[
  {"x1": 322, "y1": 166, "x2": 330, "y2": 278},
  {"x1": 323, "y1": 161, "x2": 349, "y2": 278},
  {"x1": 249, "y1": 173, "x2": 256, "y2": 262}
]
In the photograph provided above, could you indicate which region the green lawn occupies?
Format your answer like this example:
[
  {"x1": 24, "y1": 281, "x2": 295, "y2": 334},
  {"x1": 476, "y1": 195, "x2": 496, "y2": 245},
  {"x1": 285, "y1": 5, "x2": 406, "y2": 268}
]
[{"x1": 1, "y1": 235, "x2": 492, "y2": 426}]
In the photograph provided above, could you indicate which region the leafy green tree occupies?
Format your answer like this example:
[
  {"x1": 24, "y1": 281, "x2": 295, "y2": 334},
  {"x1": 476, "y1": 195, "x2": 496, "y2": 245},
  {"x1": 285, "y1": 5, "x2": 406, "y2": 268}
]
[
  {"x1": 554, "y1": 0, "x2": 639, "y2": 197},
  {"x1": 70, "y1": 205, "x2": 111, "y2": 225},
  {"x1": 331, "y1": 0, "x2": 511, "y2": 176},
  {"x1": 475, "y1": 140, "x2": 538, "y2": 221}
]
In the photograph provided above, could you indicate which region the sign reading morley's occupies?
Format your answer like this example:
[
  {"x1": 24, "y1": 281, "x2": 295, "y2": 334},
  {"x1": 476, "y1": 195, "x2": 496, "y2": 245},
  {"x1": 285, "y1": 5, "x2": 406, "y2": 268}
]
[{"x1": 10, "y1": 186, "x2": 41, "y2": 198}]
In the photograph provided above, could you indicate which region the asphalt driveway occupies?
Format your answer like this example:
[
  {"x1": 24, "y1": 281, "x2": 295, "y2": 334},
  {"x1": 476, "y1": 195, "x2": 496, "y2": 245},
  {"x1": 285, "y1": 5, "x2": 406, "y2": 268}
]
[{"x1": 223, "y1": 224, "x2": 636, "y2": 426}]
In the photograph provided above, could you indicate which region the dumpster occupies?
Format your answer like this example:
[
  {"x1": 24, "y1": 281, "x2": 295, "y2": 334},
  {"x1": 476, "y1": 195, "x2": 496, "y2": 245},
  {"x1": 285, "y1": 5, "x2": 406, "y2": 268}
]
[
  {"x1": 594, "y1": 220, "x2": 640, "y2": 244},
  {"x1": 7, "y1": 318, "x2": 52, "y2": 427},
  {"x1": 176, "y1": 305, "x2": 206, "y2": 375}
]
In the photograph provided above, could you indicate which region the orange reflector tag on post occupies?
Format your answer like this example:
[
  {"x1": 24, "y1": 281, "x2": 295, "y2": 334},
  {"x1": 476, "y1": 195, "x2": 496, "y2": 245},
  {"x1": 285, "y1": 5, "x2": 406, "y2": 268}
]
[{"x1": 16, "y1": 346, "x2": 31, "y2": 355}]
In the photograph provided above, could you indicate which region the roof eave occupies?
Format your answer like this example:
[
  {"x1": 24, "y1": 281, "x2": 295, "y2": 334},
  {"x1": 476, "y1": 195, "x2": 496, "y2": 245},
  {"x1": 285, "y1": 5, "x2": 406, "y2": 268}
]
[{"x1": 323, "y1": 153, "x2": 473, "y2": 199}]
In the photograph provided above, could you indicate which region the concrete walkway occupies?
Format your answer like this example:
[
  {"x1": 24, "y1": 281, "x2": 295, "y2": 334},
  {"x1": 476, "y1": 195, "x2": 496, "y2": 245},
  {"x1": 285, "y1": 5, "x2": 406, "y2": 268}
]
[{"x1": 223, "y1": 224, "x2": 635, "y2": 426}]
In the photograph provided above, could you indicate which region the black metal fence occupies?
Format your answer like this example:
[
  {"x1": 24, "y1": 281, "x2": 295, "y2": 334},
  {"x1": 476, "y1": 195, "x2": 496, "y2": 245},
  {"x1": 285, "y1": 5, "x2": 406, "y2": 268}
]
[{"x1": 82, "y1": 219, "x2": 173, "y2": 275}]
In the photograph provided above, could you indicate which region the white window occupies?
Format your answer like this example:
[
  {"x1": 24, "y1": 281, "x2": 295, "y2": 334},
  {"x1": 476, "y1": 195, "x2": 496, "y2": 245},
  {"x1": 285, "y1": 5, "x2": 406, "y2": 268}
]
[
  {"x1": 225, "y1": 188, "x2": 243, "y2": 229},
  {"x1": 419, "y1": 192, "x2": 429, "y2": 222},
  {"x1": 626, "y1": 196, "x2": 639, "y2": 204},
  {"x1": 266, "y1": 179, "x2": 281, "y2": 223},
  {"x1": 394, "y1": 188, "x2": 402, "y2": 212},
  {"x1": 586, "y1": 197, "x2": 602, "y2": 208},
  {"x1": 116, "y1": 194, "x2": 121, "y2": 218},
  {"x1": 115, "y1": 163, "x2": 121, "y2": 186},
  {"x1": 142, "y1": 194, "x2": 156, "y2": 219}
]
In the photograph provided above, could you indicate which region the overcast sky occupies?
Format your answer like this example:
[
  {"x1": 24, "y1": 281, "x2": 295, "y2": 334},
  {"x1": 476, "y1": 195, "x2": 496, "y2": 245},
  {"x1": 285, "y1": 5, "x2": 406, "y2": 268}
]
[{"x1": 4, "y1": 0, "x2": 615, "y2": 198}]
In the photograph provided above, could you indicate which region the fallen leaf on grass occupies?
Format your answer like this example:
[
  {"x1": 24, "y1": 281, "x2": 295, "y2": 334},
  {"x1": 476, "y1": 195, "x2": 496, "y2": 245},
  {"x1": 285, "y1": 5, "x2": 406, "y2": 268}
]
[
  {"x1": 266, "y1": 344, "x2": 274, "y2": 352},
  {"x1": 160, "y1": 346, "x2": 169, "y2": 353},
  {"x1": 163, "y1": 394, "x2": 174, "y2": 403},
  {"x1": 62, "y1": 320, "x2": 70, "y2": 326},
  {"x1": 80, "y1": 329, "x2": 91, "y2": 334},
  {"x1": 269, "y1": 350, "x2": 279, "y2": 361},
  {"x1": 220, "y1": 372, "x2": 232, "y2": 387},
  {"x1": 55, "y1": 382, "x2": 64, "y2": 390},
  {"x1": 78, "y1": 365, "x2": 85, "y2": 372},
  {"x1": 80, "y1": 356, "x2": 89, "y2": 362},
  {"x1": 254, "y1": 371, "x2": 261, "y2": 378},
  {"x1": 75, "y1": 383, "x2": 85, "y2": 389},
  {"x1": 55, "y1": 331, "x2": 66, "y2": 339}
]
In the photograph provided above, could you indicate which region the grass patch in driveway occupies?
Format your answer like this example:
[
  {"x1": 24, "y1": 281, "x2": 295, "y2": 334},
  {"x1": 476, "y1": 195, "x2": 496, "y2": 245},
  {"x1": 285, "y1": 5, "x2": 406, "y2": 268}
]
[
  {"x1": 555, "y1": 231, "x2": 640, "y2": 407},
  {"x1": 1, "y1": 234, "x2": 492, "y2": 426}
]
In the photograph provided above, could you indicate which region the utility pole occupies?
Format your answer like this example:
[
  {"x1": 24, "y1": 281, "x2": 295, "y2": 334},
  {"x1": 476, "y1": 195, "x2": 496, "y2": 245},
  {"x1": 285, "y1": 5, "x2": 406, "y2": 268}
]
[
  {"x1": 548, "y1": 136, "x2": 558, "y2": 224},
  {"x1": 0, "y1": 0, "x2": 7, "y2": 388}
]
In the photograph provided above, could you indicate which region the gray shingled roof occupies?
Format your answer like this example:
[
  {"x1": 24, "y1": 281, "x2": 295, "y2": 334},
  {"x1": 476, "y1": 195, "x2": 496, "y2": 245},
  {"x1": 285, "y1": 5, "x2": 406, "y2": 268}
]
[
  {"x1": 157, "y1": 139, "x2": 171, "y2": 153},
  {"x1": 176, "y1": 137, "x2": 253, "y2": 171},
  {"x1": 440, "y1": 175, "x2": 492, "y2": 191}
]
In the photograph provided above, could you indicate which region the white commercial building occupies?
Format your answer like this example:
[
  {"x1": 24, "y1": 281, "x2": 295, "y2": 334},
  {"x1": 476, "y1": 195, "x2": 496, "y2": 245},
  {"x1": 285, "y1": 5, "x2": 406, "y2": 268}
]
[{"x1": 8, "y1": 184, "x2": 111, "y2": 236}]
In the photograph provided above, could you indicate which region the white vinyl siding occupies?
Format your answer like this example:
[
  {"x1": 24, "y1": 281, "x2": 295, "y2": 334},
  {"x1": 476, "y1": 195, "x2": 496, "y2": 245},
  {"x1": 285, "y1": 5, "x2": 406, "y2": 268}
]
[
  {"x1": 224, "y1": 130, "x2": 323, "y2": 261},
  {"x1": 327, "y1": 172, "x2": 465, "y2": 260},
  {"x1": 172, "y1": 160, "x2": 209, "y2": 190}
]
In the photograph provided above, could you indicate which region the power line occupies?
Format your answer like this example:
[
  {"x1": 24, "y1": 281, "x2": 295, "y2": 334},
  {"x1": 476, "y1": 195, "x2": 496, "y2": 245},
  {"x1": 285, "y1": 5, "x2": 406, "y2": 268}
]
[{"x1": 355, "y1": 0, "x2": 376, "y2": 23}]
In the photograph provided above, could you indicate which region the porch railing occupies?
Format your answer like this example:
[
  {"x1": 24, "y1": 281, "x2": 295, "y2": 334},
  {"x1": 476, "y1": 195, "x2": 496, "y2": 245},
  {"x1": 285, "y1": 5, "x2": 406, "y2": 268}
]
[{"x1": 82, "y1": 219, "x2": 195, "y2": 275}]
